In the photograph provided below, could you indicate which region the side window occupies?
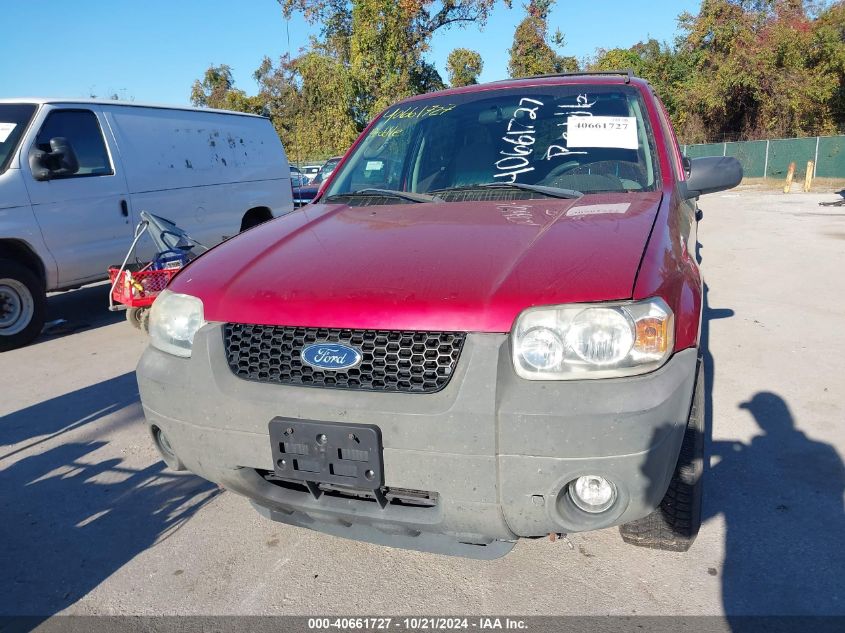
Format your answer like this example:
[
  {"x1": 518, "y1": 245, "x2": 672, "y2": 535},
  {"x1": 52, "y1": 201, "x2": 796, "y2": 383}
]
[{"x1": 35, "y1": 109, "x2": 113, "y2": 177}]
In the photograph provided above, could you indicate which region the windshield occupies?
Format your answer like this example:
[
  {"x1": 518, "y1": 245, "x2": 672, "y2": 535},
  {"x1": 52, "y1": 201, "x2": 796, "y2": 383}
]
[
  {"x1": 0, "y1": 104, "x2": 37, "y2": 174},
  {"x1": 314, "y1": 157, "x2": 341, "y2": 184},
  {"x1": 325, "y1": 85, "x2": 660, "y2": 203}
]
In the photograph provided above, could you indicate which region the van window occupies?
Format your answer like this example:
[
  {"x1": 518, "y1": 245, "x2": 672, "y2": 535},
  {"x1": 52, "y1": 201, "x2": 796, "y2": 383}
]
[
  {"x1": 0, "y1": 103, "x2": 37, "y2": 174},
  {"x1": 35, "y1": 109, "x2": 113, "y2": 177}
]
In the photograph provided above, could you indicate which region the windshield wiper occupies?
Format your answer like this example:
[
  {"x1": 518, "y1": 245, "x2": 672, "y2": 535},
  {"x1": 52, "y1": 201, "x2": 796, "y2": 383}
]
[
  {"x1": 478, "y1": 182, "x2": 583, "y2": 199},
  {"x1": 325, "y1": 188, "x2": 444, "y2": 204},
  {"x1": 433, "y1": 182, "x2": 582, "y2": 199}
]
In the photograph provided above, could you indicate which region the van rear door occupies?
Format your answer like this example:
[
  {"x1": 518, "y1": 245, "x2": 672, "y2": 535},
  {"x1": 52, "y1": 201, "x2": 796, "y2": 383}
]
[{"x1": 22, "y1": 105, "x2": 132, "y2": 286}]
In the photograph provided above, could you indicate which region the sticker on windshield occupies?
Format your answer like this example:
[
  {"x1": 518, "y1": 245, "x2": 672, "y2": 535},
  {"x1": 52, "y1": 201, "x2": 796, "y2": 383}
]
[
  {"x1": 0, "y1": 122, "x2": 17, "y2": 143},
  {"x1": 566, "y1": 116, "x2": 638, "y2": 150}
]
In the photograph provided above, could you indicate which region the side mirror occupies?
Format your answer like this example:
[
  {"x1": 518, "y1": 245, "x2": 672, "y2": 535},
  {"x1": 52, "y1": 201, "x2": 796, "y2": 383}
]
[
  {"x1": 683, "y1": 156, "x2": 743, "y2": 199},
  {"x1": 28, "y1": 137, "x2": 80, "y2": 181},
  {"x1": 28, "y1": 148, "x2": 51, "y2": 181}
]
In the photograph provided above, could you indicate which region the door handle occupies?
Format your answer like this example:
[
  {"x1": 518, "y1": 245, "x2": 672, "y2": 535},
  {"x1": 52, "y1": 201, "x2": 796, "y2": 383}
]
[{"x1": 120, "y1": 199, "x2": 129, "y2": 217}]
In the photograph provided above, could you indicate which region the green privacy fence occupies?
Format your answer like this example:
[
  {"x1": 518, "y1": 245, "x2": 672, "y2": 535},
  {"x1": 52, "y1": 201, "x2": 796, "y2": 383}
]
[{"x1": 682, "y1": 135, "x2": 845, "y2": 179}]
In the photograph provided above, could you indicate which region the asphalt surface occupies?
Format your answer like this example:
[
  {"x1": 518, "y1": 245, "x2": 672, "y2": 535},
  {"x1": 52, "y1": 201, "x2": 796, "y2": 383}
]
[{"x1": 1, "y1": 188, "x2": 843, "y2": 618}]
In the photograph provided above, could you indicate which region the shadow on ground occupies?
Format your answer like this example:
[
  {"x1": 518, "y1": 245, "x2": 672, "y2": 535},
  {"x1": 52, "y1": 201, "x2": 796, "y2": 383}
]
[
  {"x1": 0, "y1": 373, "x2": 139, "y2": 456},
  {"x1": 0, "y1": 372, "x2": 219, "y2": 623},
  {"x1": 37, "y1": 284, "x2": 125, "y2": 344},
  {"x1": 697, "y1": 234, "x2": 844, "y2": 618}
]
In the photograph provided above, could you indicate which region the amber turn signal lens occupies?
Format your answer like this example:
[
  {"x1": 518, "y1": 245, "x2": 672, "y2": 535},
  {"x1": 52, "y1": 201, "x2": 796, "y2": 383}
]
[{"x1": 634, "y1": 317, "x2": 669, "y2": 355}]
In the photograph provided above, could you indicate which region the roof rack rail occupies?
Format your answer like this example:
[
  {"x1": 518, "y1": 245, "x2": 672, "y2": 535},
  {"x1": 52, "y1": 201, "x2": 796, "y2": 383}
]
[{"x1": 498, "y1": 69, "x2": 635, "y2": 84}]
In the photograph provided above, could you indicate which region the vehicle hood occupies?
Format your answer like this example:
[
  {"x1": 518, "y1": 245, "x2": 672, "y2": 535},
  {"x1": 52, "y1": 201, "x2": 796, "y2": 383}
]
[{"x1": 173, "y1": 192, "x2": 662, "y2": 332}]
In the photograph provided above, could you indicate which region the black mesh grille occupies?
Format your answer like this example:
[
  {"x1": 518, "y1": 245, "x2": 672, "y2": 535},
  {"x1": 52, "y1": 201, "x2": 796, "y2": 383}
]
[{"x1": 223, "y1": 325, "x2": 465, "y2": 393}]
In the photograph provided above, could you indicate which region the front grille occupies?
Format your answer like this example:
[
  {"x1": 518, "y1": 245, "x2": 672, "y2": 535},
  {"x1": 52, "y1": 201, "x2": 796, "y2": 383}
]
[{"x1": 223, "y1": 325, "x2": 465, "y2": 393}]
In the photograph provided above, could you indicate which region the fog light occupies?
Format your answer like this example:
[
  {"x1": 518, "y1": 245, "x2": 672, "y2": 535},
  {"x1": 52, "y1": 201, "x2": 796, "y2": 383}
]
[
  {"x1": 569, "y1": 475, "x2": 617, "y2": 513},
  {"x1": 151, "y1": 425, "x2": 184, "y2": 470}
]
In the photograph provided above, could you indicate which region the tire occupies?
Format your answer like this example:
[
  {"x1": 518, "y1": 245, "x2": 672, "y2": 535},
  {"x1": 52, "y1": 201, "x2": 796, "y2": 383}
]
[
  {"x1": 0, "y1": 259, "x2": 47, "y2": 352},
  {"x1": 139, "y1": 307, "x2": 150, "y2": 334},
  {"x1": 126, "y1": 306, "x2": 151, "y2": 331},
  {"x1": 126, "y1": 307, "x2": 144, "y2": 329},
  {"x1": 619, "y1": 361, "x2": 704, "y2": 551}
]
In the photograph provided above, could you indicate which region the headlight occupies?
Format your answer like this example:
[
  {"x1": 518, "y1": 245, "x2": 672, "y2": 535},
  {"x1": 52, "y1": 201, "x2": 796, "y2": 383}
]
[
  {"x1": 148, "y1": 289, "x2": 205, "y2": 358},
  {"x1": 512, "y1": 298, "x2": 673, "y2": 380}
]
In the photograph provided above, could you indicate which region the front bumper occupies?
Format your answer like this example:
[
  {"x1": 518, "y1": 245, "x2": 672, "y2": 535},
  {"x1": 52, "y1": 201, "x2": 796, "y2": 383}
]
[{"x1": 137, "y1": 324, "x2": 698, "y2": 558}]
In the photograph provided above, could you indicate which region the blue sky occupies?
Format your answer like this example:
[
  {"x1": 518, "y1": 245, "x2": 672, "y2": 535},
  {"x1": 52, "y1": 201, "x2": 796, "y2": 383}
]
[{"x1": 0, "y1": 0, "x2": 701, "y2": 105}]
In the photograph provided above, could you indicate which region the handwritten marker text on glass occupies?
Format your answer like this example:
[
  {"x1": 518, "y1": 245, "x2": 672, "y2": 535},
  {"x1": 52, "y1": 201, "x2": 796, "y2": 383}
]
[
  {"x1": 545, "y1": 93, "x2": 594, "y2": 160},
  {"x1": 493, "y1": 98, "x2": 544, "y2": 182},
  {"x1": 381, "y1": 104, "x2": 457, "y2": 122}
]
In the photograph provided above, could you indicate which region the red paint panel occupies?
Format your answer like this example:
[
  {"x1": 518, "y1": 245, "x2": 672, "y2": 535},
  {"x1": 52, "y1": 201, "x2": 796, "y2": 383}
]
[
  {"x1": 632, "y1": 189, "x2": 702, "y2": 351},
  {"x1": 172, "y1": 193, "x2": 662, "y2": 333},
  {"x1": 170, "y1": 77, "x2": 704, "y2": 351}
]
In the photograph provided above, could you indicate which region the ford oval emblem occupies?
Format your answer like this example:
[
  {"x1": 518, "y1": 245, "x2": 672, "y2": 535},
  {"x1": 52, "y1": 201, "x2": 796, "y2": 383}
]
[{"x1": 301, "y1": 342, "x2": 362, "y2": 371}]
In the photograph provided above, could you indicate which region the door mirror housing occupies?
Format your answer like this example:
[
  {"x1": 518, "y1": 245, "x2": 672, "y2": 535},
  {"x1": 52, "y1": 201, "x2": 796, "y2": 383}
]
[
  {"x1": 28, "y1": 137, "x2": 80, "y2": 181},
  {"x1": 682, "y1": 156, "x2": 743, "y2": 199}
]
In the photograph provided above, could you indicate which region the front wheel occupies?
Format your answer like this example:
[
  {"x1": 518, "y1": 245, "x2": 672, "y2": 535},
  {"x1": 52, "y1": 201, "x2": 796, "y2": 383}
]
[
  {"x1": 619, "y1": 361, "x2": 705, "y2": 551},
  {"x1": 0, "y1": 259, "x2": 47, "y2": 352}
]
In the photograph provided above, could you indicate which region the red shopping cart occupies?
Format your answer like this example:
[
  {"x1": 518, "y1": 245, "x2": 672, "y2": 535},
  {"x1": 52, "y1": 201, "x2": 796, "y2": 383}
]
[{"x1": 108, "y1": 211, "x2": 206, "y2": 331}]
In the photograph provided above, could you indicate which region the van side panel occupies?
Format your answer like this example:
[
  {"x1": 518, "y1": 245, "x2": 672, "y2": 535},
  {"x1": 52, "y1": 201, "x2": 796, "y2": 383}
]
[
  {"x1": 0, "y1": 169, "x2": 57, "y2": 288},
  {"x1": 104, "y1": 108, "x2": 288, "y2": 191},
  {"x1": 128, "y1": 179, "x2": 287, "y2": 248},
  {"x1": 0, "y1": 165, "x2": 33, "y2": 211},
  {"x1": 102, "y1": 107, "x2": 293, "y2": 250}
]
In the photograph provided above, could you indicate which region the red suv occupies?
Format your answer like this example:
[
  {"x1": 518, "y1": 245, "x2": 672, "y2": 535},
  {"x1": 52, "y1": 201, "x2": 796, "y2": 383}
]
[{"x1": 137, "y1": 72, "x2": 742, "y2": 558}]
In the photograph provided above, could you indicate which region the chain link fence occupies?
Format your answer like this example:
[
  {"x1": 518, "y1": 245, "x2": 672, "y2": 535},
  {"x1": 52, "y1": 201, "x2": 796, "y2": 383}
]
[{"x1": 682, "y1": 135, "x2": 845, "y2": 179}]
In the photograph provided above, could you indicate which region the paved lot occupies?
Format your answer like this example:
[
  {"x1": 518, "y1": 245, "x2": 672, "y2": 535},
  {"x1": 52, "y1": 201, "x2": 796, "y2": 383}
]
[{"x1": 1, "y1": 189, "x2": 843, "y2": 618}]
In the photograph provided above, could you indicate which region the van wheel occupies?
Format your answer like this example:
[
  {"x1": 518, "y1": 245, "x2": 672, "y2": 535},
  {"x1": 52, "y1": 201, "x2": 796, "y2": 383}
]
[
  {"x1": 619, "y1": 361, "x2": 704, "y2": 551},
  {"x1": 0, "y1": 259, "x2": 47, "y2": 352}
]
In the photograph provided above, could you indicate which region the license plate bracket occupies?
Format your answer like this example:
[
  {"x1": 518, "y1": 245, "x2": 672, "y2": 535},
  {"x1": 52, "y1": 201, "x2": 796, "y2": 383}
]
[{"x1": 269, "y1": 418, "x2": 384, "y2": 488}]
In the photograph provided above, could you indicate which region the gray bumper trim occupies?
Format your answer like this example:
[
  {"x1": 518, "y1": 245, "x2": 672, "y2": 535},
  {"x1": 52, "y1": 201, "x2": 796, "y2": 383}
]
[
  {"x1": 252, "y1": 503, "x2": 515, "y2": 559},
  {"x1": 137, "y1": 325, "x2": 699, "y2": 554}
]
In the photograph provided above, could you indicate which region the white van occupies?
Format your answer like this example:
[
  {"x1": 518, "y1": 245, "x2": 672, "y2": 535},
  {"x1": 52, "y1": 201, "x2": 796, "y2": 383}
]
[{"x1": 0, "y1": 99, "x2": 293, "y2": 351}]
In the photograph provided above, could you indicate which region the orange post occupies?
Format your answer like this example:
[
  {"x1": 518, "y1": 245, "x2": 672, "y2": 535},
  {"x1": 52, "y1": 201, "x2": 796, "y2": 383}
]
[
  {"x1": 803, "y1": 161, "x2": 814, "y2": 192},
  {"x1": 784, "y1": 162, "x2": 796, "y2": 193}
]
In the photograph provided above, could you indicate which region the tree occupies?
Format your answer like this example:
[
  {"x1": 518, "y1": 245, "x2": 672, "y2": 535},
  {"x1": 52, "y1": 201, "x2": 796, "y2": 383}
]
[
  {"x1": 187, "y1": 0, "x2": 508, "y2": 160},
  {"x1": 279, "y1": 0, "x2": 506, "y2": 114},
  {"x1": 192, "y1": 1, "x2": 511, "y2": 160},
  {"x1": 190, "y1": 54, "x2": 361, "y2": 162},
  {"x1": 673, "y1": 0, "x2": 844, "y2": 141},
  {"x1": 587, "y1": 0, "x2": 845, "y2": 142},
  {"x1": 190, "y1": 64, "x2": 265, "y2": 115},
  {"x1": 446, "y1": 48, "x2": 484, "y2": 87},
  {"x1": 281, "y1": 52, "x2": 361, "y2": 159},
  {"x1": 190, "y1": 65, "x2": 236, "y2": 108},
  {"x1": 347, "y1": 0, "x2": 443, "y2": 114},
  {"x1": 590, "y1": 39, "x2": 691, "y2": 124},
  {"x1": 508, "y1": 0, "x2": 577, "y2": 78},
  {"x1": 813, "y1": 0, "x2": 845, "y2": 128}
]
